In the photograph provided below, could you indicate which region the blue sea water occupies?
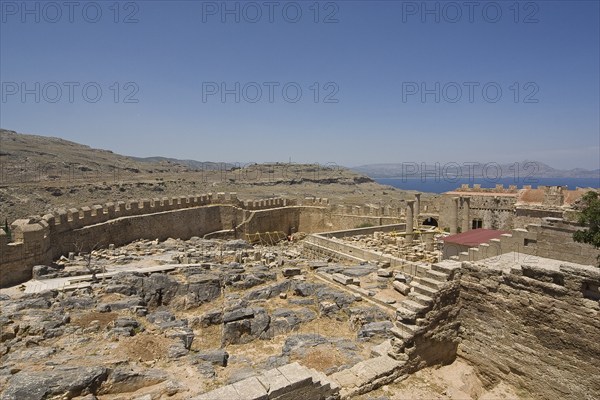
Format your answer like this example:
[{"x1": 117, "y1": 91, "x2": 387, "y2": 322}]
[{"x1": 375, "y1": 177, "x2": 600, "y2": 194}]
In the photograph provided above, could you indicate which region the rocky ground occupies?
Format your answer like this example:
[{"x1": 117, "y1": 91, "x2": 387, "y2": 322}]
[
  {"x1": 0, "y1": 237, "x2": 398, "y2": 399},
  {"x1": 0, "y1": 235, "x2": 527, "y2": 400}
]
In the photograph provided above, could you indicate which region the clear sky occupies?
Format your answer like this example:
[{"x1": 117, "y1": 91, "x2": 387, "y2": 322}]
[{"x1": 1, "y1": 0, "x2": 599, "y2": 169}]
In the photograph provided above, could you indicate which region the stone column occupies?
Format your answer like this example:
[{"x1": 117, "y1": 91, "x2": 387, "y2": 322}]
[
  {"x1": 461, "y1": 196, "x2": 470, "y2": 232},
  {"x1": 424, "y1": 232, "x2": 434, "y2": 251},
  {"x1": 414, "y1": 193, "x2": 421, "y2": 227},
  {"x1": 450, "y1": 197, "x2": 459, "y2": 234},
  {"x1": 406, "y1": 200, "x2": 415, "y2": 242}
]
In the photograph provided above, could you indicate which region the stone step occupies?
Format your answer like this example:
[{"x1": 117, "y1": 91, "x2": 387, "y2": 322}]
[
  {"x1": 371, "y1": 339, "x2": 393, "y2": 357},
  {"x1": 400, "y1": 299, "x2": 429, "y2": 313},
  {"x1": 432, "y1": 261, "x2": 461, "y2": 275},
  {"x1": 390, "y1": 325, "x2": 414, "y2": 341},
  {"x1": 425, "y1": 269, "x2": 449, "y2": 282},
  {"x1": 395, "y1": 306, "x2": 417, "y2": 322},
  {"x1": 411, "y1": 283, "x2": 437, "y2": 297},
  {"x1": 409, "y1": 293, "x2": 434, "y2": 306},
  {"x1": 417, "y1": 277, "x2": 444, "y2": 290},
  {"x1": 395, "y1": 321, "x2": 420, "y2": 335},
  {"x1": 307, "y1": 368, "x2": 338, "y2": 394},
  {"x1": 414, "y1": 264, "x2": 431, "y2": 276}
]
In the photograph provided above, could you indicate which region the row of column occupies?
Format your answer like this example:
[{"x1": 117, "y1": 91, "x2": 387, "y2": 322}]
[
  {"x1": 405, "y1": 194, "x2": 434, "y2": 249},
  {"x1": 404, "y1": 194, "x2": 471, "y2": 236},
  {"x1": 405, "y1": 193, "x2": 422, "y2": 240},
  {"x1": 449, "y1": 196, "x2": 470, "y2": 234}
]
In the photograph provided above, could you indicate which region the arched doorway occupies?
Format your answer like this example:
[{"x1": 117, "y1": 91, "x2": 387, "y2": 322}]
[{"x1": 422, "y1": 217, "x2": 439, "y2": 227}]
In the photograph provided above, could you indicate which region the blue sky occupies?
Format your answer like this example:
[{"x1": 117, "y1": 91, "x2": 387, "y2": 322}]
[{"x1": 1, "y1": 0, "x2": 599, "y2": 169}]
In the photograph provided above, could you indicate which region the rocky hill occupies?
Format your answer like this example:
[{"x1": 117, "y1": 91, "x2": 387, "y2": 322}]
[{"x1": 0, "y1": 129, "x2": 419, "y2": 223}]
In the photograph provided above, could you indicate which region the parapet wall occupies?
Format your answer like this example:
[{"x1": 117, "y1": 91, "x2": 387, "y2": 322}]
[
  {"x1": 0, "y1": 193, "x2": 284, "y2": 287},
  {"x1": 454, "y1": 218, "x2": 600, "y2": 266},
  {"x1": 458, "y1": 255, "x2": 600, "y2": 399},
  {"x1": 0, "y1": 194, "x2": 404, "y2": 288}
]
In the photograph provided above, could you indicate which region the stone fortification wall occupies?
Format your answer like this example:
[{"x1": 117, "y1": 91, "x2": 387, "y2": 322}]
[
  {"x1": 458, "y1": 254, "x2": 600, "y2": 400},
  {"x1": 1, "y1": 194, "x2": 404, "y2": 287}
]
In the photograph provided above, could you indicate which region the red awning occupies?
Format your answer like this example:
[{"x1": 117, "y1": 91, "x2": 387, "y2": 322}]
[{"x1": 442, "y1": 229, "x2": 509, "y2": 247}]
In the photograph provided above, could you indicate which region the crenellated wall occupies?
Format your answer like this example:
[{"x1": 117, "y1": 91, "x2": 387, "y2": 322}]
[
  {"x1": 0, "y1": 194, "x2": 404, "y2": 288},
  {"x1": 0, "y1": 193, "x2": 281, "y2": 287}
]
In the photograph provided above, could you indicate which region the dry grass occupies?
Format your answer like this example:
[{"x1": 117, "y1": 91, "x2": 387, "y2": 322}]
[
  {"x1": 98, "y1": 293, "x2": 126, "y2": 303},
  {"x1": 297, "y1": 316, "x2": 357, "y2": 340},
  {"x1": 192, "y1": 324, "x2": 223, "y2": 351},
  {"x1": 296, "y1": 345, "x2": 350, "y2": 373},
  {"x1": 225, "y1": 335, "x2": 285, "y2": 358},
  {"x1": 178, "y1": 296, "x2": 225, "y2": 318},
  {"x1": 117, "y1": 332, "x2": 171, "y2": 362},
  {"x1": 71, "y1": 311, "x2": 118, "y2": 329}
]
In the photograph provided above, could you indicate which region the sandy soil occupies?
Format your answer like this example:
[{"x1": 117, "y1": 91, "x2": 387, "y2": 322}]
[{"x1": 356, "y1": 359, "x2": 525, "y2": 400}]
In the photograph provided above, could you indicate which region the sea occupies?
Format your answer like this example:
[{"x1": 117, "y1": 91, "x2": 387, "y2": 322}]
[{"x1": 375, "y1": 177, "x2": 600, "y2": 194}]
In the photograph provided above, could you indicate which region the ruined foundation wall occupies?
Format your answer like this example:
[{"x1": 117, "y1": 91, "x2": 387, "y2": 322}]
[
  {"x1": 52, "y1": 205, "x2": 242, "y2": 258},
  {"x1": 0, "y1": 204, "x2": 243, "y2": 287},
  {"x1": 243, "y1": 207, "x2": 302, "y2": 235},
  {"x1": 458, "y1": 260, "x2": 600, "y2": 400},
  {"x1": 1, "y1": 197, "x2": 404, "y2": 287}
]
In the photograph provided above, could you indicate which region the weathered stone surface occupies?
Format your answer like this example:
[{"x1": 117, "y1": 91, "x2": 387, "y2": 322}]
[
  {"x1": 196, "y1": 361, "x2": 216, "y2": 378},
  {"x1": 146, "y1": 310, "x2": 176, "y2": 325},
  {"x1": 392, "y1": 281, "x2": 410, "y2": 296},
  {"x1": 1, "y1": 366, "x2": 108, "y2": 399},
  {"x1": 319, "y1": 301, "x2": 339, "y2": 315},
  {"x1": 194, "y1": 349, "x2": 229, "y2": 367},
  {"x1": 167, "y1": 342, "x2": 189, "y2": 359},
  {"x1": 195, "y1": 362, "x2": 339, "y2": 400},
  {"x1": 102, "y1": 296, "x2": 145, "y2": 311},
  {"x1": 104, "y1": 284, "x2": 136, "y2": 296},
  {"x1": 377, "y1": 269, "x2": 392, "y2": 278},
  {"x1": 223, "y1": 308, "x2": 254, "y2": 323},
  {"x1": 165, "y1": 327, "x2": 194, "y2": 349},
  {"x1": 315, "y1": 286, "x2": 355, "y2": 308},
  {"x1": 244, "y1": 281, "x2": 291, "y2": 301},
  {"x1": 282, "y1": 267, "x2": 301, "y2": 277},
  {"x1": 458, "y1": 257, "x2": 600, "y2": 400},
  {"x1": 198, "y1": 309, "x2": 223, "y2": 327},
  {"x1": 342, "y1": 265, "x2": 377, "y2": 277},
  {"x1": 332, "y1": 273, "x2": 353, "y2": 285},
  {"x1": 292, "y1": 281, "x2": 318, "y2": 297},
  {"x1": 99, "y1": 368, "x2": 167, "y2": 394},
  {"x1": 357, "y1": 321, "x2": 393, "y2": 339}
]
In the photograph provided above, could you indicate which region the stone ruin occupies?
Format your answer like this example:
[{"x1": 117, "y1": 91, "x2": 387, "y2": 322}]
[{"x1": 0, "y1": 192, "x2": 599, "y2": 399}]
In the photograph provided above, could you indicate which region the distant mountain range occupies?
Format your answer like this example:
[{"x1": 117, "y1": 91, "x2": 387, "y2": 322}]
[{"x1": 352, "y1": 161, "x2": 600, "y2": 179}]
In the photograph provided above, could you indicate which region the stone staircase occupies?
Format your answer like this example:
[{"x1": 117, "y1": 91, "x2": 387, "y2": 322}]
[
  {"x1": 328, "y1": 355, "x2": 404, "y2": 399},
  {"x1": 192, "y1": 362, "x2": 340, "y2": 400},
  {"x1": 389, "y1": 261, "x2": 460, "y2": 359}
]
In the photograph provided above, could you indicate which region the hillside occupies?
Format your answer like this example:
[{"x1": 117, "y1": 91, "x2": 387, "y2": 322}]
[{"x1": 0, "y1": 129, "x2": 416, "y2": 223}]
